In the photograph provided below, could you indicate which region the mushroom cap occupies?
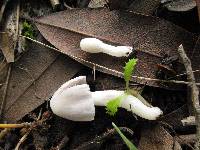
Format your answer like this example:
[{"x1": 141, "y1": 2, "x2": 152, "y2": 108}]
[{"x1": 50, "y1": 76, "x2": 95, "y2": 121}]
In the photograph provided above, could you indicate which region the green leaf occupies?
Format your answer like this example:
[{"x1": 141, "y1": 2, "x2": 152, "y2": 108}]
[
  {"x1": 112, "y1": 122, "x2": 137, "y2": 150},
  {"x1": 124, "y1": 58, "x2": 138, "y2": 90},
  {"x1": 22, "y1": 21, "x2": 35, "y2": 39},
  {"x1": 106, "y1": 95, "x2": 124, "y2": 116},
  {"x1": 105, "y1": 58, "x2": 138, "y2": 116}
]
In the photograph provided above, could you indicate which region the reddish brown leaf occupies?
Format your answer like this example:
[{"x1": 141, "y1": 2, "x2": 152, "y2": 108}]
[
  {"x1": 4, "y1": 41, "x2": 58, "y2": 112},
  {"x1": 128, "y1": 0, "x2": 160, "y2": 15},
  {"x1": 4, "y1": 54, "x2": 82, "y2": 123},
  {"x1": 1, "y1": 37, "x2": 82, "y2": 123},
  {"x1": 0, "y1": 32, "x2": 14, "y2": 62},
  {"x1": 138, "y1": 125, "x2": 181, "y2": 150},
  {"x1": 161, "y1": 105, "x2": 188, "y2": 130},
  {"x1": 35, "y1": 8, "x2": 198, "y2": 89}
]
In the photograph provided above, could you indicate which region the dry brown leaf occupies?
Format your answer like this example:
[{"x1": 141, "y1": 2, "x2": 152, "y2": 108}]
[
  {"x1": 0, "y1": 32, "x2": 14, "y2": 62},
  {"x1": 138, "y1": 124, "x2": 181, "y2": 150},
  {"x1": 162, "y1": 0, "x2": 196, "y2": 12},
  {"x1": 1, "y1": 37, "x2": 82, "y2": 123},
  {"x1": 160, "y1": 105, "x2": 188, "y2": 130},
  {"x1": 0, "y1": 1, "x2": 20, "y2": 58},
  {"x1": 108, "y1": 0, "x2": 133, "y2": 10},
  {"x1": 4, "y1": 54, "x2": 82, "y2": 123},
  {"x1": 128, "y1": 0, "x2": 160, "y2": 15},
  {"x1": 35, "y1": 8, "x2": 198, "y2": 89},
  {"x1": 190, "y1": 36, "x2": 200, "y2": 83}
]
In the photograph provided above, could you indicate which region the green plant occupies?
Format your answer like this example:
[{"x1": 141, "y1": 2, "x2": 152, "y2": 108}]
[
  {"x1": 112, "y1": 122, "x2": 137, "y2": 150},
  {"x1": 106, "y1": 94, "x2": 127, "y2": 116},
  {"x1": 106, "y1": 58, "x2": 138, "y2": 116},
  {"x1": 124, "y1": 58, "x2": 138, "y2": 92},
  {"x1": 22, "y1": 21, "x2": 35, "y2": 39}
]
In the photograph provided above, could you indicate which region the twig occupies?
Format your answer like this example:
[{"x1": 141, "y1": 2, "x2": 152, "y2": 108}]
[
  {"x1": 56, "y1": 135, "x2": 69, "y2": 150},
  {"x1": 93, "y1": 65, "x2": 96, "y2": 81},
  {"x1": 0, "y1": 123, "x2": 31, "y2": 128},
  {"x1": 74, "y1": 127, "x2": 133, "y2": 150},
  {"x1": 63, "y1": 2, "x2": 73, "y2": 9},
  {"x1": 19, "y1": 35, "x2": 200, "y2": 86},
  {"x1": 195, "y1": 0, "x2": 200, "y2": 23},
  {"x1": 15, "y1": 129, "x2": 31, "y2": 150},
  {"x1": 167, "y1": 70, "x2": 200, "y2": 80},
  {"x1": 0, "y1": 64, "x2": 11, "y2": 122},
  {"x1": 177, "y1": 44, "x2": 200, "y2": 150},
  {"x1": 0, "y1": 128, "x2": 10, "y2": 140},
  {"x1": 0, "y1": 0, "x2": 9, "y2": 23},
  {"x1": 15, "y1": 0, "x2": 20, "y2": 49},
  {"x1": 14, "y1": 111, "x2": 51, "y2": 150}
]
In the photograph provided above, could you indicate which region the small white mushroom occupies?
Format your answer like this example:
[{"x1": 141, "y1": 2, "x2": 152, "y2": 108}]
[
  {"x1": 50, "y1": 76, "x2": 163, "y2": 121},
  {"x1": 50, "y1": 76, "x2": 95, "y2": 121},
  {"x1": 80, "y1": 38, "x2": 133, "y2": 57}
]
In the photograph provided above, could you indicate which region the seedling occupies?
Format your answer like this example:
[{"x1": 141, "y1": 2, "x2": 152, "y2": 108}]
[{"x1": 106, "y1": 58, "x2": 138, "y2": 116}]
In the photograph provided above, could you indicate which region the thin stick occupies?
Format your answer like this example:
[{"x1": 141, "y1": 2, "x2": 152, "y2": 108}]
[
  {"x1": 177, "y1": 44, "x2": 200, "y2": 150},
  {"x1": 20, "y1": 35, "x2": 200, "y2": 86},
  {"x1": 56, "y1": 135, "x2": 69, "y2": 150},
  {"x1": 93, "y1": 65, "x2": 96, "y2": 81},
  {"x1": 0, "y1": 0, "x2": 9, "y2": 22},
  {"x1": 167, "y1": 70, "x2": 200, "y2": 80},
  {"x1": 0, "y1": 64, "x2": 11, "y2": 121},
  {"x1": 0, "y1": 128, "x2": 10, "y2": 140},
  {"x1": 195, "y1": 0, "x2": 200, "y2": 23},
  {"x1": 0, "y1": 123, "x2": 30, "y2": 128},
  {"x1": 63, "y1": 2, "x2": 73, "y2": 9},
  {"x1": 15, "y1": 129, "x2": 31, "y2": 150}
]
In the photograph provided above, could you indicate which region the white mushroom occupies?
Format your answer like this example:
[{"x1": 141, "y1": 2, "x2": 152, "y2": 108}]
[
  {"x1": 50, "y1": 76, "x2": 163, "y2": 121},
  {"x1": 50, "y1": 76, "x2": 95, "y2": 121},
  {"x1": 80, "y1": 38, "x2": 133, "y2": 57}
]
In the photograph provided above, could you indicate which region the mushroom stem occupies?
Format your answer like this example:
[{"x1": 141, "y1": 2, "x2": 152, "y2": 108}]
[
  {"x1": 80, "y1": 38, "x2": 132, "y2": 57},
  {"x1": 91, "y1": 90, "x2": 163, "y2": 120}
]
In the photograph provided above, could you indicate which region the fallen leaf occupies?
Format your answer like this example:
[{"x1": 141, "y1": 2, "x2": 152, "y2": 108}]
[
  {"x1": 160, "y1": 105, "x2": 188, "y2": 130},
  {"x1": 0, "y1": 0, "x2": 9, "y2": 23},
  {"x1": 138, "y1": 124, "x2": 181, "y2": 150},
  {"x1": 108, "y1": 0, "x2": 134, "y2": 10},
  {"x1": 161, "y1": 0, "x2": 196, "y2": 12},
  {"x1": 35, "y1": 8, "x2": 198, "y2": 89},
  {"x1": 128, "y1": 0, "x2": 160, "y2": 15},
  {"x1": 0, "y1": 0, "x2": 20, "y2": 62},
  {"x1": 0, "y1": 32, "x2": 14, "y2": 62},
  {"x1": 1, "y1": 37, "x2": 82, "y2": 123}
]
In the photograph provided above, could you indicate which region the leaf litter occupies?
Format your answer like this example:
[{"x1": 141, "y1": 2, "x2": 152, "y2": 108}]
[
  {"x1": 0, "y1": 0, "x2": 200, "y2": 149},
  {"x1": 35, "y1": 7, "x2": 198, "y2": 89}
]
